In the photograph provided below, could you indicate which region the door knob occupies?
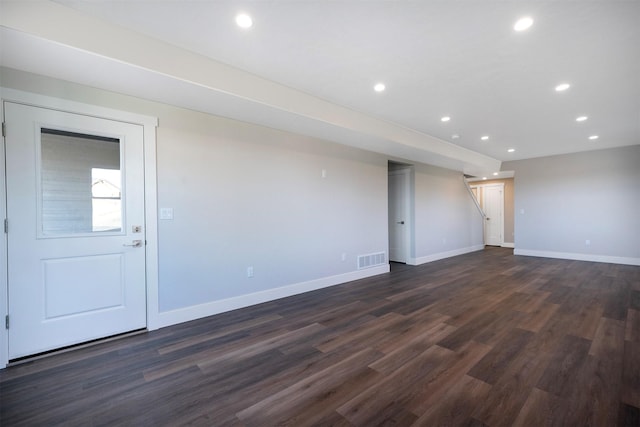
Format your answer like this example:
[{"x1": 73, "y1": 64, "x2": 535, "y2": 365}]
[
  {"x1": 397, "y1": 221, "x2": 405, "y2": 224},
  {"x1": 486, "y1": 217, "x2": 491, "y2": 220},
  {"x1": 123, "y1": 240, "x2": 142, "y2": 248}
]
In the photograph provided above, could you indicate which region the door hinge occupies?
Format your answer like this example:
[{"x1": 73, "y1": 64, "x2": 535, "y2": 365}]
[
  {"x1": 3, "y1": 219, "x2": 7, "y2": 234},
  {"x1": 1, "y1": 122, "x2": 5, "y2": 137},
  {"x1": 5, "y1": 315, "x2": 8, "y2": 330}
]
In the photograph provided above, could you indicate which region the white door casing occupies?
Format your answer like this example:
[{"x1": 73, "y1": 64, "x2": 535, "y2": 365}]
[
  {"x1": 5, "y1": 102, "x2": 147, "y2": 359},
  {"x1": 388, "y1": 168, "x2": 410, "y2": 263},
  {"x1": 483, "y1": 184, "x2": 504, "y2": 246}
]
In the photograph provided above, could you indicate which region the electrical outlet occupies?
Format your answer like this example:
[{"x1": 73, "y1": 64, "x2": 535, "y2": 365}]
[
  {"x1": 341, "y1": 253, "x2": 346, "y2": 261},
  {"x1": 585, "y1": 239, "x2": 591, "y2": 246},
  {"x1": 247, "y1": 266, "x2": 254, "y2": 278}
]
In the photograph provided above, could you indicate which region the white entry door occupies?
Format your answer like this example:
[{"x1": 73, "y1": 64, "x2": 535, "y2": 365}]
[
  {"x1": 5, "y1": 102, "x2": 147, "y2": 359},
  {"x1": 483, "y1": 184, "x2": 504, "y2": 246},
  {"x1": 388, "y1": 169, "x2": 409, "y2": 263}
]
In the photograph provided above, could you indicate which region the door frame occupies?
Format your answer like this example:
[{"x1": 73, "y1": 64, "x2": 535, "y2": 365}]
[
  {"x1": 388, "y1": 165, "x2": 412, "y2": 263},
  {"x1": 0, "y1": 88, "x2": 159, "y2": 368},
  {"x1": 477, "y1": 183, "x2": 505, "y2": 246}
]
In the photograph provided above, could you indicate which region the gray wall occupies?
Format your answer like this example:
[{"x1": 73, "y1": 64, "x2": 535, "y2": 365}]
[
  {"x1": 412, "y1": 164, "x2": 484, "y2": 262},
  {"x1": 155, "y1": 111, "x2": 387, "y2": 311},
  {"x1": 1, "y1": 67, "x2": 488, "y2": 320},
  {"x1": 503, "y1": 145, "x2": 640, "y2": 262}
]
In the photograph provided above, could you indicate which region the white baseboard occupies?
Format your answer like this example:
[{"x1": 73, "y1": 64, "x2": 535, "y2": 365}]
[
  {"x1": 153, "y1": 265, "x2": 390, "y2": 329},
  {"x1": 514, "y1": 249, "x2": 640, "y2": 266},
  {"x1": 501, "y1": 242, "x2": 515, "y2": 248},
  {"x1": 407, "y1": 244, "x2": 485, "y2": 266}
]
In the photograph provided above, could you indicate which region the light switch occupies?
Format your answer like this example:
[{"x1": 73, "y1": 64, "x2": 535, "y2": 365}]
[{"x1": 160, "y1": 208, "x2": 174, "y2": 220}]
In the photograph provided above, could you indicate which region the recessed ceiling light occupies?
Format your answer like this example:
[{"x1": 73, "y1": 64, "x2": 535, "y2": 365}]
[
  {"x1": 374, "y1": 83, "x2": 386, "y2": 92},
  {"x1": 555, "y1": 83, "x2": 571, "y2": 92},
  {"x1": 514, "y1": 17, "x2": 534, "y2": 32},
  {"x1": 576, "y1": 116, "x2": 588, "y2": 122},
  {"x1": 493, "y1": 172, "x2": 499, "y2": 176},
  {"x1": 482, "y1": 177, "x2": 487, "y2": 180},
  {"x1": 441, "y1": 116, "x2": 451, "y2": 122},
  {"x1": 451, "y1": 134, "x2": 460, "y2": 139},
  {"x1": 235, "y1": 13, "x2": 253, "y2": 29},
  {"x1": 507, "y1": 148, "x2": 515, "y2": 153},
  {"x1": 588, "y1": 135, "x2": 599, "y2": 140},
  {"x1": 481, "y1": 136, "x2": 489, "y2": 141}
]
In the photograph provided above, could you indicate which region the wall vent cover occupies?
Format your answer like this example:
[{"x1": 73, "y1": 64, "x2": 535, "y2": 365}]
[{"x1": 357, "y1": 252, "x2": 386, "y2": 269}]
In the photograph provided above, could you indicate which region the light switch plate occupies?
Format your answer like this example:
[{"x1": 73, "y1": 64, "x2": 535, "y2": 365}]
[{"x1": 160, "y1": 208, "x2": 174, "y2": 220}]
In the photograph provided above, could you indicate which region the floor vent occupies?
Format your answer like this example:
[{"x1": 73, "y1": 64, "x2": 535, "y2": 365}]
[{"x1": 357, "y1": 252, "x2": 386, "y2": 269}]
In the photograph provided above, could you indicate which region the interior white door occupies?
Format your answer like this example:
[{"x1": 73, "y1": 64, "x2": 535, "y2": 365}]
[
  {"x1": 5, "y1": 102, "x2": 147, "y2": 359},
  {"x1": 483, "y1": 184, "x2": 504, "y2": 246},
  {"x1": 388, "y1": 169, "x2": 409, "y2": 263}
]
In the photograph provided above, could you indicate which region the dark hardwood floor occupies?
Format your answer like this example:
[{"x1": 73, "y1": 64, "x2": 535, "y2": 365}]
[{"x1": 1, "y1": 247, "x2": 639, "y2": 426}]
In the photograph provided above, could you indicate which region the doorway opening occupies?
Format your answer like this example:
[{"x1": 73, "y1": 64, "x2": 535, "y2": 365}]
[
  {"x1": 388, "y1": 161, "x2": 412, "y2": 263},
  {"x1": 467, "y1": 175, "x2": 515, "y2": 248}
]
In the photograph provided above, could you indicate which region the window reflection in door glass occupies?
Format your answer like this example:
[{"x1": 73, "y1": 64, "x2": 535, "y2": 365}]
[
  {"x1": 40, "y1": 128, "x2": 122, "y2": 235},
  {"x1": 91, "y1": 168, "x2": 122, "y2": 232}
]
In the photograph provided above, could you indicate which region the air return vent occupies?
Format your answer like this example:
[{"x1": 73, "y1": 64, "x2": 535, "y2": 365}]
[{"x1": 357, "y1": 252, "x2": 386, "y2": 270}]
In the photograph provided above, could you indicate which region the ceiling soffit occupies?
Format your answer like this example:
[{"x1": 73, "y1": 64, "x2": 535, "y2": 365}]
[{"x1": 0, "y1": 1, "x2": 500, "y2": 175}]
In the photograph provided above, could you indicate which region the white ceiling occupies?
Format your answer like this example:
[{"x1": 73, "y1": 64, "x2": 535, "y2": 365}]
[{"x1": 2, "y1": 1, "x2": 639, "y2": 173}]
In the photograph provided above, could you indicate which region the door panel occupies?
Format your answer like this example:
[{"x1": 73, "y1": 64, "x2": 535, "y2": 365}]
[
  {"x1": 483, "y1": 185, "x2": 504, "y2": 246},
  {"x1": 388, "y1": 169, "x2": 409, "y2": 263},
  {"x1": 43, "y1": 254, "x2": 124, "y2": 319},
  {"x1": 5, "y1": 102, "x2": 146, "y2": 359}
]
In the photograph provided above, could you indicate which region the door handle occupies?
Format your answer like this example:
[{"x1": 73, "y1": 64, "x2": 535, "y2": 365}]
[
  {"x1": 486, "y1": 217, "x2": 491, "y2": 220},
  {"x1": 397, "y1": 221, "x2": 405, "y2": 224},
  {"x1": 123, "y1": 240, "x2": 142, "y2": 248}
]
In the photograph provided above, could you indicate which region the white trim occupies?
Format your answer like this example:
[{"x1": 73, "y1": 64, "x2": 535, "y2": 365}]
[
  {"x1": 143, "y1": 126, "x2": 160, "y2": 331},
  {"x1": 0, "y1": 99, "x2": 8, "y2": 368},
  {"x1": 0, "y1": 88, "x2": 157, "y2": 129},
  {"x1": 0, "y1": 88, "x2": 158, "y2": 368},
  {"x1": 388, "y1": 167, "x2": 411, "y2": 263},
  {"x1": 407, "y1": 244, "x2": 485, "y2": 266},
  {"x1": 501, "y1": 242, "x2": 515, "y2": 248},
  {"x1": 154, "y1": 265, "x2": 390, "y2": 329},
  {"x1": 514, "y1": 249, "x2": 640, "y2": 266}
]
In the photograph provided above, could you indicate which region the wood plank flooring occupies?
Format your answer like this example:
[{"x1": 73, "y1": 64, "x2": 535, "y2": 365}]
[{"x1": 1, "y1": 247, "x2": 639, "y2": 426}]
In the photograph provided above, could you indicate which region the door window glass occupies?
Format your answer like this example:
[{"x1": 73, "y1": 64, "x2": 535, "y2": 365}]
[{"x1": 40, "y1": 128, "x2": 122, "y2": 235}]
